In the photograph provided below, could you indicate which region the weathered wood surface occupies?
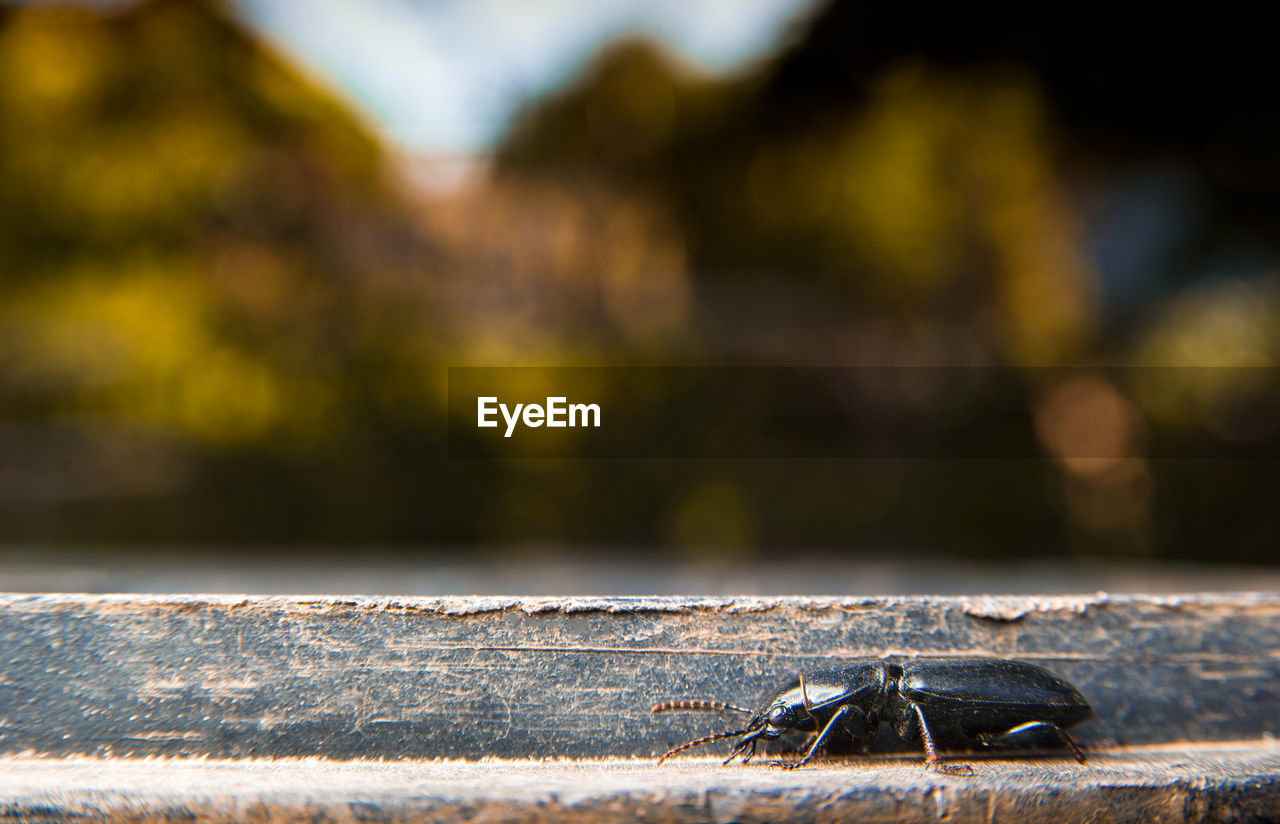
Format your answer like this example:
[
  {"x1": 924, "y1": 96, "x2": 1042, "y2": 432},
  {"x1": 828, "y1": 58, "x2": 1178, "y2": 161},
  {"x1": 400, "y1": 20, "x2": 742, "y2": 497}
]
[
  {"x1": 2, "y1": 744, "x2": 1279, "y2": 823},
  {"x1": 1, "y1": 593, "x2": 1278, "y2": 759}
]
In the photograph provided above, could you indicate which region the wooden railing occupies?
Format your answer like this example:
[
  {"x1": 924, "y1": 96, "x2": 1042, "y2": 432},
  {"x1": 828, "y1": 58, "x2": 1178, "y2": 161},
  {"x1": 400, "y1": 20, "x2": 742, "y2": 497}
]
[{"x1": 2, "y1": 592, "x2": 1278, "y2": 822}]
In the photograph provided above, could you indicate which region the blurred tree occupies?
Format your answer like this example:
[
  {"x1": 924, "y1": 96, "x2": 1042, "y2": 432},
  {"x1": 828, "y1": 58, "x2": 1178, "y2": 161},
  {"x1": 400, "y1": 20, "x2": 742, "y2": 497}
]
[
  {"x1": 499, "y1": 0, "x2": 1280, "y2": 336},
  {"x1": 2, "y1": 0, "x2": 1276, "y2": 561},
  {"x1": 496, "y1": 30, "x2": 1102, "y2": 368},
  {"x1": 0, "y1": 0, "x2": 461, "y2": 540},
  {"x1": 494, "y1": 0, "x2": 1280, "y2": 560}
]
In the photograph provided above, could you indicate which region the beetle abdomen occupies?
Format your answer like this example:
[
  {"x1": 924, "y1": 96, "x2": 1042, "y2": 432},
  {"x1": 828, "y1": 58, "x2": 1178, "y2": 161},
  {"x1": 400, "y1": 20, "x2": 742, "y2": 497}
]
[{"x1": 900, "y1": 659, "x2": 1091, "y2": 725}]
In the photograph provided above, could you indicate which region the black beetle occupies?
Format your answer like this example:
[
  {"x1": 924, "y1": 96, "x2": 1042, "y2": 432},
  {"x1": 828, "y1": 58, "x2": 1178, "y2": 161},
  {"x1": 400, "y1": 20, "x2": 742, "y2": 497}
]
[{"x1": 652, "y1": 658, "x2": 1092, "y2": 773}]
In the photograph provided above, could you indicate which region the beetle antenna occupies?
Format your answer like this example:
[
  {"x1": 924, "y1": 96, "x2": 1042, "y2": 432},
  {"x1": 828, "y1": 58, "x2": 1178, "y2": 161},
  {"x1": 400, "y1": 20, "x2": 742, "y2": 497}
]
[
  {"x1": 651, "y1": 700, "x2": 753, "y2": 716},
  {"x1": 656, "y1": 727, "x2": 752, "y2": 765}
]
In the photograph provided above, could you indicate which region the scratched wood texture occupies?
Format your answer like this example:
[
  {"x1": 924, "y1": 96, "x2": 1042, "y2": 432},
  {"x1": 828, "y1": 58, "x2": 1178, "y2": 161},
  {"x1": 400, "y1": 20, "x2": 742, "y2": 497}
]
[
  {"x1": 2, "y1": 744, "x2": 1280, "y2": 824},
  {"x1": 1, "y1": 592, "x2": 1278, "y2": 760}
]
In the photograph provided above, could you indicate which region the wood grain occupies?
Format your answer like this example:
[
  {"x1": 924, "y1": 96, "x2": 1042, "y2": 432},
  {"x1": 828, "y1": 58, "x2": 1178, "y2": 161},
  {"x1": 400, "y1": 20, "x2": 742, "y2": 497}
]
[
  {"x1": 2, "y1": 743, "x2": 1279, "y2": 823},
  {"x1": 1, "y1": 593, "x2": 1278, "y2": 760}
]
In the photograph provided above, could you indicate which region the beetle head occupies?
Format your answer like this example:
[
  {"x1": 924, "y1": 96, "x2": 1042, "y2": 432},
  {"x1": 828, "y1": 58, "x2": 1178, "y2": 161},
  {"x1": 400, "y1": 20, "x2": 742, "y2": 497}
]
[{"x1": 714, "y1": 688, "x2": 815, "y2": 764}]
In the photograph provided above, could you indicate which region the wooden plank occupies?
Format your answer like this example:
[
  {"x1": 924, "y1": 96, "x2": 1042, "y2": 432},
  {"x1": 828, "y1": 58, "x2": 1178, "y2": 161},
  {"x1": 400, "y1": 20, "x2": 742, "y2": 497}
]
[
  {"x1": 1, "y1": 593, "x2": 1278, "y2": 760},
  {"x1": 2, "y1": 744, "x2": 1279, "y2": 823}
]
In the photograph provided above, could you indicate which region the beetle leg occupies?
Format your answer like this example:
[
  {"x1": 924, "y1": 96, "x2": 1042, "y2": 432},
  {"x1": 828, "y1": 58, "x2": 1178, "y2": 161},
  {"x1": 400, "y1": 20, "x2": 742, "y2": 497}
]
[
  {"x1": 975, "y1": 721, "x2": 1087, "y2": 764},
  {"x1": 772, "y1": 704, "x2": 853, "y2": 770},
  {"x1": 909, "y1": 703, "x2": 974, "y2": 776},
  {"x1": 722, "y1": 728, "x2": 765, "y2": 765},
  {"x1": 1061, "y1": 730, "x2": 1087, "y2": 764}
]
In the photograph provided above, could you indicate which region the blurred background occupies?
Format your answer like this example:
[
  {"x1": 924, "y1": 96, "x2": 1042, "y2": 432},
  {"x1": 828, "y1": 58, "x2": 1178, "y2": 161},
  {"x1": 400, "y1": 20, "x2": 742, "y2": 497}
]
[{"x1": 1, "y1": 0, "x2": 1278, "y2": 592}]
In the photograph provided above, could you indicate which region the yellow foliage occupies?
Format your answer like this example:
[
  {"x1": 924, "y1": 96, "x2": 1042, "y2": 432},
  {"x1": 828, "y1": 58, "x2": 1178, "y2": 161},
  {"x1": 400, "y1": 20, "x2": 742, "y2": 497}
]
[
  {"x1": 6, "y1": 265, "x2": 208, "y2": 388},
  {"x1": 827, "y1": 64, "x2": 1099, "y2": 361},
  {"x1": 1131, "y1": 280, "x2": 1280, "y2": 441},
  {"x1": 174, "y1": 346, "x2": 282, "y2": 445},
  {"x1": 0, "y1": 6, "x2": 112, "y2": 123},
  {"x1": 2, "y1": 262, "x2": 346, "y2": 447},
  {"x1": 834, "y1": 65, "x2": 965, "y2": 294}
]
